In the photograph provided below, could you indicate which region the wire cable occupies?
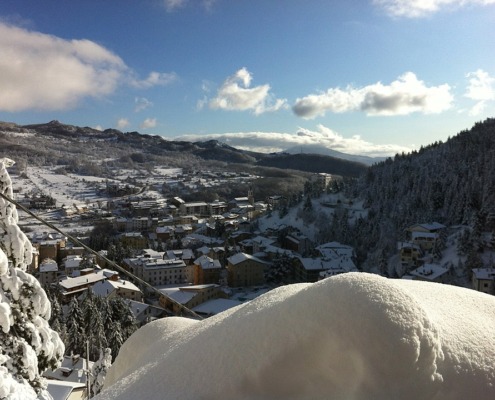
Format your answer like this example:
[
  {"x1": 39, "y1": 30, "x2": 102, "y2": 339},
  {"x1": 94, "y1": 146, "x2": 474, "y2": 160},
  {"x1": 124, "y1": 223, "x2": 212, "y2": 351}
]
[{"x1": 0, "y1": 190, "x2": 203, "y2": 320}]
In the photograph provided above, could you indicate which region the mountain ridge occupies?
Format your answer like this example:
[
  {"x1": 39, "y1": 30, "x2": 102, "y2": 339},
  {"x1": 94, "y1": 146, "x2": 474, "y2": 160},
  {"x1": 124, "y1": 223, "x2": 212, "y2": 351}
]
[{"x1": 0, "y1": 120, "x2": 368, "y2": 177}]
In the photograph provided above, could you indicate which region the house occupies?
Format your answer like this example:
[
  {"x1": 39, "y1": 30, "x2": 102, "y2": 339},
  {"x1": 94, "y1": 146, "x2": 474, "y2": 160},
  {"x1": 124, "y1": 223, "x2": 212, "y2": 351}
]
[
  {"x1": 165, "y1": 248, "x2": 195, "y2": 265},
  {"x1": 91, "y1": 277, "x2": 143, "y2": 302},
  {"x1": 158, "y1": 284, "x2": 225, "y2": 314},
  {"x1": 63, "y1": 255, "x2": 83, "y2": 277},
  {"x1": 406, "y1": 222, "x2": 446, "y2": 234},
  {"x1": 192, "y1": 298, "x2": 242, "y2": 318},
  {"x1": 180, "y1": 201, "x2": 208, "y2": 216},
  {"x1": 409, "y1": 263, "x2": 452, "y2": 283},
  {"x1": 316, "y1": 242, "x2": 355, "y2": 259},
  {"x1": 405, "y1": 222, "x2": 446, "y2": 252},
  {"x1": 39, "y1": 258, "x2": 59, "y2": 286},
  {"x1": 45, "y1": 380, "x2": 86, "y2": 400},
  {"x1": 295, "y1": 256, "x2": 357, "y2": 282},
  {"x1": 193, "y1": 255, "x2": 222, "y2": 285},
  {"x1": 397, "y1": 241, "x2": 423, "y2": 269},
  {"x1": 124, "y1": 252, "x2": 189, "y2": 286},
  {"x1": 58, "y1": 246, "x2": 85, "y2": 263},
  {"x1": 156, "y1": 226, "x2": 174, "y2": 241},
  {"x1": 57, "y1": 269, "x2": 109, "y2": 302},
  {"x1": 228, "y1": 196, "x2": 252, "y2": 210},
  {"x1": 311, "y1": 172, "x2": 334, "y2": 188},
  {"x1": 44, "y1": 354, "x2": 93, "y2": 400},
  {"x1": 127, "y1": 300, "x2": 168, "y2": 325},
  {"x1": 30, "y1": 231, "x2": 67, "y2": 263},
  {"x1": 208, "y1": 200, "x2": 228, "y2": 215},
  {"x1": 226, "y1": 252, "x2": 269, "y2": 287},
  {"x1": 472, "y1": 267, "x2": 495, "y2": 295},
  {"x1": 284, "y1": 232, "x2": 311, "y2": 255},
  {"x1": 120, "y1": 232, "x2": 147, "y2": 249}
]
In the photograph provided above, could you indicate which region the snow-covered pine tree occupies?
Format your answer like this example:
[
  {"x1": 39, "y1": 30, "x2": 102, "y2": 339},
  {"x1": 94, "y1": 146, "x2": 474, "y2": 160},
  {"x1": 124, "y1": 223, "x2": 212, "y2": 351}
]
[
  {"x1": 0, "y1": 158, "x2": 65, "y2": 399},
  {"x1": 66, "y1": 297, "x2": 85, "y2": 356},
  {"x1": 90, "y1": 347, "x2": 112, "y2": 397},
  {"x1": 106, "y1": 320, "x2": 124, "y2": 362}
]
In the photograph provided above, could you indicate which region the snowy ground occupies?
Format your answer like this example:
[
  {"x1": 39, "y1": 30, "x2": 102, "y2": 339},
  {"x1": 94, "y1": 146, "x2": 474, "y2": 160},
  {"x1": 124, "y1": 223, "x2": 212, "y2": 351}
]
[
  {"x1": 258, "y1": 192, "x2": 367, "y2": 241},
  {"x1": 96, "y1": 273, "x2": 495, "y2": 400},
  {"x1": 8, "y1": 165, "x2": 183, "y2": 236}
]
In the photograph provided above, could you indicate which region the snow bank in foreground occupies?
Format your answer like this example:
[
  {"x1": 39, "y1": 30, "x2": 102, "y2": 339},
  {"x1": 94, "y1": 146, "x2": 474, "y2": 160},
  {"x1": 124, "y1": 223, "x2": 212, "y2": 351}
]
[{"x1": 97, "y1": 273, "x2": 495, "y2": 400}]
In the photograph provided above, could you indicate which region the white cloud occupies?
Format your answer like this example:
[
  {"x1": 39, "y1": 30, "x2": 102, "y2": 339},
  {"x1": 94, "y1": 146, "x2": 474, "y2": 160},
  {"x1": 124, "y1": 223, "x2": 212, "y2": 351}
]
[
  {"x1": 163, "y1": 0, "x2": 219, "y2": 12},
  {"x1": 117, "y1": 118, "x2": 130, "y2": 130},
  {"x1": 134, "y1": 97, "x2": 154, "y2": 112},
  {"x1": 373, "y1": 0, "x2": 495, "y2": 18},
  {"x1": 94, "y1": 125, "x2": 103, "y2": 131},
  {"x1": 464, "y1": 69, "x2": 495, "y2": 116},
  {"x1": 208, "y1": 68, "x2": 288, "y2": 115},
  {"x1": 0, "y1": 22, "x2": 176, "y2": 112},
  {"x1": 176, "y1": 124, "x2": 411, "y2": 157},
  {"x1": 163, "y1": 0, "x2": 187, "y2": 12},
  {"x1": 131, "y1": 71, "x2": 178, "y2": 89},
  {"x1": 0, "y1": 22, "x2": 126, "y2": 112},
  {"x1": 140, "y1": 118, "x2": 157, "y2": 130},
  {"x1": 293, "y1": 72, "x2": 453, "y2": 119}
]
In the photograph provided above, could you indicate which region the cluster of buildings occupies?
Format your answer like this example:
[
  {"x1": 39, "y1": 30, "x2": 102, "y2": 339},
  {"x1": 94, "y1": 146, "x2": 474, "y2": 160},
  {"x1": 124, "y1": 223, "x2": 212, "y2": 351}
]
[
  {"x1": 397, "y1": 222, "x2": 450, "y2": 282},
  {"x1": 398, "y1": 222, "x2": 495, "y2": 294}
]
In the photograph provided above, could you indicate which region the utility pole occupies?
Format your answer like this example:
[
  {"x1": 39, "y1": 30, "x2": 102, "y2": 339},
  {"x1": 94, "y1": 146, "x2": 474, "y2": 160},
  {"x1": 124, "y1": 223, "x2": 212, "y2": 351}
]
[{"x1": 86, "y1": 341, "x2": 91, "y2": 398}]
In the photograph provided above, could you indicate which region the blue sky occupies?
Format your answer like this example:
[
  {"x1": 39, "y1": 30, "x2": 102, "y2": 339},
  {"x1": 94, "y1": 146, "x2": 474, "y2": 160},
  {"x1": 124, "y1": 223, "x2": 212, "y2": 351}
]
[{"x1": 0, "y1": 0, "x2": 494, "y2": 156}]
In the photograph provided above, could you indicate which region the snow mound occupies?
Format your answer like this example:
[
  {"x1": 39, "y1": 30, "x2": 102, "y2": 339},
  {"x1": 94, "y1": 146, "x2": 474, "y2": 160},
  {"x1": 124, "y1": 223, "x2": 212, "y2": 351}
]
[{"x1": 97, "y1": 273, "x2": 495, "y2": 400}]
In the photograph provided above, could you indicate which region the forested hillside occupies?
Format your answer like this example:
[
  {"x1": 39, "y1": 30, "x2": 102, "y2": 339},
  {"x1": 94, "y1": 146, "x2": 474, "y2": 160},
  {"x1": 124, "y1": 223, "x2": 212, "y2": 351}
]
[{"x1": 345, "y1": 118, "x2": 495, "y2": 271}]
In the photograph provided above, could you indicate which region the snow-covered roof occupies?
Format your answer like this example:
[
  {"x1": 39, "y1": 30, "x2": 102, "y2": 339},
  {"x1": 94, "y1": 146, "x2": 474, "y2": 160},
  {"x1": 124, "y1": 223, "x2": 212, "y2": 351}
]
[
  {"x1": 159, "y1": 287, "x2": 197, "y2": 305},
  {"x1": 194, "y1": 255, "x2": 221, "y2": 269},
  {"x1": 40, "y1": 259, "x2": 58, "y2": 272},
  {"x1": 165, "y1": 249, "x2": 194, "y2": 260},
  {"x1": 412, "y1": 231, "x2": 439, "y2": 239},
  {"x1": 472, "y1": 268, "x2": 495, "y2": 280},
  {"x1": 91, "y1": 279, "x2": 141, "y2": 297},
  {"x1": 58, "y1": 272, "x2": 107, "y2": 290},
  {"x1": 144, "y1": 258, "x2": 186, "y2": 270},
  {"x1": 192, "y1": 298, "x2": 242, "y2": 316},
  {"x1": 227, "y1": 252, "x2": 269, "y2": 266},
  {"x1": 43, "y1": 355, "x2": 92, "y2": 384},
  {"x1": 397, "y1": 241, "x2": 421, "y2": 251},
  {"x1": 409, "y1": 222, "x2": 446, "y2": 231},
  {"x1": 45, "y1": 380, "x2": 85, "y2": 400},
  {"x1": 409, "y1": 263, "x2": 450, "y2": 281},
  {"x1": 316, "y1": 242, "x2": 354, "y2": 259}
]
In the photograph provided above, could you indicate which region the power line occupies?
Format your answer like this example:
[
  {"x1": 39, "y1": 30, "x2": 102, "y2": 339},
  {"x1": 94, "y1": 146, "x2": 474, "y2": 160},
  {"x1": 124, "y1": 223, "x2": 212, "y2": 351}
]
[{"x1": 0, "y1": 191, "x2": 203, "y2": 320}]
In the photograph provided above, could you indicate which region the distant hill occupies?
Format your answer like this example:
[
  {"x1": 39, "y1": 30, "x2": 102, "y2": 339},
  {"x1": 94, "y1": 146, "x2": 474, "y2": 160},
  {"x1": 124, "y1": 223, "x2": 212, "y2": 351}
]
[
  {"x1": 257, "y1": 153, "x2": 367, "y2": 178},
  {"x1": 284, "y1": 144, "x2": 384, "y2": 166},
  {"x1": 0, "y1": 120, "x2": 367, "y2": 178}
]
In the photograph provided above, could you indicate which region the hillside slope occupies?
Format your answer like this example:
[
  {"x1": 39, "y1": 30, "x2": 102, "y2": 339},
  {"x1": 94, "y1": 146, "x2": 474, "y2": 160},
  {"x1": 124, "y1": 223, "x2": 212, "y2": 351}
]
[{"x1": 0, "y1": 120, "x2": 367, "y2": 177}]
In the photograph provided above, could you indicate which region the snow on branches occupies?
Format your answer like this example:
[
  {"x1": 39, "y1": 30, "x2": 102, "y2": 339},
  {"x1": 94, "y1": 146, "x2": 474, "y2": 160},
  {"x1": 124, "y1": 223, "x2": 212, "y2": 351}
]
[{"x1": 0, "y1": 158, "x2": 65, "y2": 399}]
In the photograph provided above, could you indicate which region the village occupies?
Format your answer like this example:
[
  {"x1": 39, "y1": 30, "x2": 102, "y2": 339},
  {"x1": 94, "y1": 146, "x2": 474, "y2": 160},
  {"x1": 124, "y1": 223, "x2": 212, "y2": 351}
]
[{"x1": 12, "y1": 163, "x2": 493, "y2": 318}]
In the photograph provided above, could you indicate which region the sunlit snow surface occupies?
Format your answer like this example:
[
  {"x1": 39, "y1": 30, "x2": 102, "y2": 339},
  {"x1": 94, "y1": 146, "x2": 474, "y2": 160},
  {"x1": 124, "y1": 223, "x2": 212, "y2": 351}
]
[{"x1": 97, "y1": 273, "x2": 495, "y2": 400}]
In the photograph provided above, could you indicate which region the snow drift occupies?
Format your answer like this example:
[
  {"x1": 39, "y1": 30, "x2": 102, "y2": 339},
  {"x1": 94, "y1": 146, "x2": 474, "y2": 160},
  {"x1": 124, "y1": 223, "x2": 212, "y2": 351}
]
[{"x1": 97, "y1": 273, "x2": 495, "y2": 400}]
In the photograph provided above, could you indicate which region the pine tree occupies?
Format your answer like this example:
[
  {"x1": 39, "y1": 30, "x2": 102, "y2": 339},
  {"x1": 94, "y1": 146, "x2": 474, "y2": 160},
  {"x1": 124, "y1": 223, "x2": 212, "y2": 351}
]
[
  {"x1": 90, "y1": 297, "x2": 107, "y2": 360},
  {"x1": 90, "y1": 347, "x2": 112, "y2": 397},
  {"x1": 0, "y1": 158, "x2": 64, "y2": 399},
  {"x1": 82, "y1": 291, "x2": 107, "y2": 360},
  {"x1": 106, "y1": 320, "x2": 124, "y2": 362},
  {"x1": 66, "y1": 297, "x2": 84, "y2": 356},
  {"x1": 110, "y1": 297, "x2": 138, "y2": 341}
]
